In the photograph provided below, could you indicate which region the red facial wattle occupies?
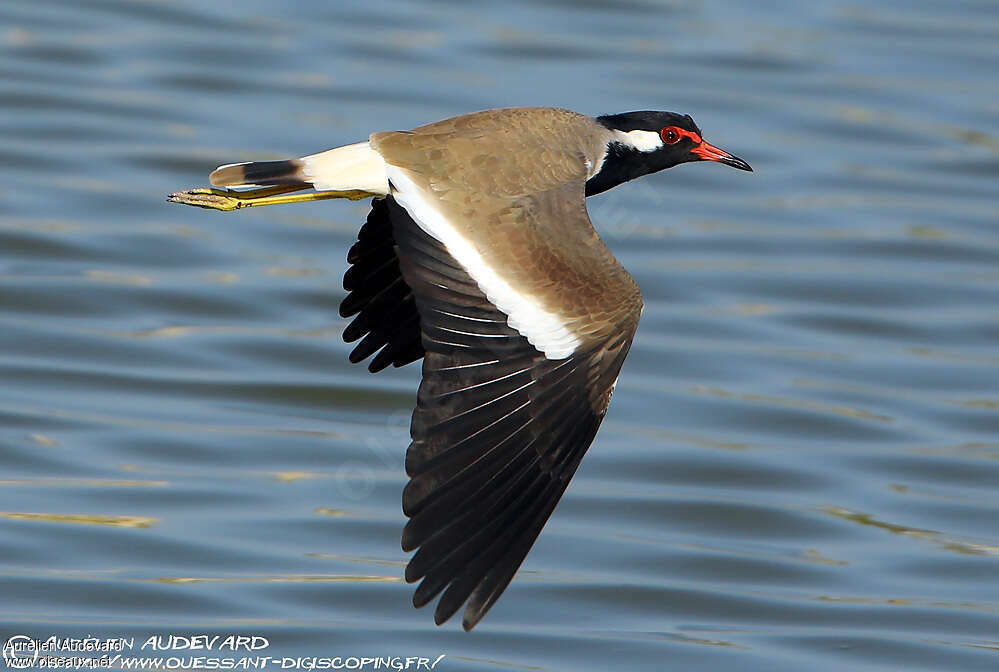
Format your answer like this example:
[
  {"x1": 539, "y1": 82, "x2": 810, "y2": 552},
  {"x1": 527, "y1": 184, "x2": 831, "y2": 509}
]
[{"x1": 660, "y1": 125, "x2": 701, "y2": 146}]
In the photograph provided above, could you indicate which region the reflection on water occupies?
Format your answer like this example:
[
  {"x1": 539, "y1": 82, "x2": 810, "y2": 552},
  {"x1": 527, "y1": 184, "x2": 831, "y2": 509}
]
[
  {"x1": 1, "y1": 0, "x2": 997, "y2": 670},
  {"x1": 0, "y1": 512, "x2": 157, "y2": 528}
]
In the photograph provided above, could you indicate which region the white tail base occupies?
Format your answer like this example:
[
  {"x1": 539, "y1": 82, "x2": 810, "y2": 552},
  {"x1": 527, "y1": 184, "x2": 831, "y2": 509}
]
[{"x1": 303, "y1": 142, "x2": 389, "y2": 195}]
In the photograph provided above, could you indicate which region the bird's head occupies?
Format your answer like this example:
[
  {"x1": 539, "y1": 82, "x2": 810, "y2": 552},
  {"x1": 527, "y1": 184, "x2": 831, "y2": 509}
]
[{"x1": 586, "y1": 110, "x2": 752, "y2": 195}]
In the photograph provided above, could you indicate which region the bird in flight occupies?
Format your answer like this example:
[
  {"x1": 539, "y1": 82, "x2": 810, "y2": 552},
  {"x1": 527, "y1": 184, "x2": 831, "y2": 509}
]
[{"x1": 170, "y1": 106, "x2": 751, "y2": 630}]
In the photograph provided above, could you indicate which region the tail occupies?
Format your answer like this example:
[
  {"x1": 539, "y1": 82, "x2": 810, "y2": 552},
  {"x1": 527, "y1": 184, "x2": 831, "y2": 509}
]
[{"x1": 209, "y1": 141, "x2": 390, "y2": 196}]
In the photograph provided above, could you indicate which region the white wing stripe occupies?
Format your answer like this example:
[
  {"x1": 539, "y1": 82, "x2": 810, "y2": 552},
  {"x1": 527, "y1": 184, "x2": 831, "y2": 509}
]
[{"x1": 386, "y1": 167, "x2": 581, "y2": 360}]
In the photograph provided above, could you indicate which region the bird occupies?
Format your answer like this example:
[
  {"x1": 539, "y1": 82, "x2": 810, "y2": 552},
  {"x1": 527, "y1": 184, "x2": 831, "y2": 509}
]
[{"x1": 169, "y1": 106, "x2": 751, "y2": 630}]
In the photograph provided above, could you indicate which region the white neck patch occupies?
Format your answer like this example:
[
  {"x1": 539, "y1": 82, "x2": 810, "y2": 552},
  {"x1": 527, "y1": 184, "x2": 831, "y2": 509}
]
[{"x1": 613, "y1": 129, "x2": 663, "y2": 153}]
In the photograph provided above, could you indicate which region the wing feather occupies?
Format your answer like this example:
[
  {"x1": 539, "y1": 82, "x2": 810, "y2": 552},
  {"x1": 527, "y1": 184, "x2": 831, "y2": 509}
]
[{"x1": 381, "y1": 194, "x2": 638, "y2": 629}]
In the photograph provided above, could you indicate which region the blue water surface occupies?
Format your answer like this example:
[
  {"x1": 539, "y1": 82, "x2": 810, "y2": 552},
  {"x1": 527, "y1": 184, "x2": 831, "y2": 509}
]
[{"x1": 0, "y1": 1, "x2": 997, "y2": 670}]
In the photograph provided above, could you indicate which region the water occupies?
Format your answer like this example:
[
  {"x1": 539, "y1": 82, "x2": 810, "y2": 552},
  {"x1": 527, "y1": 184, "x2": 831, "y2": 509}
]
[{"x1": 1, "y1": 0, "x2": 997, "y2": 670}]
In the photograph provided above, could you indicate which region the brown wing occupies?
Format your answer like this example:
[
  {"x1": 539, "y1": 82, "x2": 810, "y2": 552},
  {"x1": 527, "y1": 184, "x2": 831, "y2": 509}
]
[
  {"x1": 384, "y1": 194, "x2": 640, "y2": 629},
  {"x1": 370, "y1": 107, "x2": 611, "y2": 199}
]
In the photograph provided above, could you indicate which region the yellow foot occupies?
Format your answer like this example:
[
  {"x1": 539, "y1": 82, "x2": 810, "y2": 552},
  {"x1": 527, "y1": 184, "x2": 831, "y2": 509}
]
[
  {"x1": 167, "y1": 187, "x2": 253, "y2": 211},
  {"x1": 167, "y1": 186, "x2": 376, "y2": 211}
]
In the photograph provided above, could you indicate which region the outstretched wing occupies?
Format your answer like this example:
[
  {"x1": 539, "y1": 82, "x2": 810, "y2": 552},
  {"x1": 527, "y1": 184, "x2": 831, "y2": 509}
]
[
  {"x1": 383, "y1": 186, "x2": 641, "y2": 629},
  {"x1": 340, "y1": 198, "x2": 423, "y2": 372}
]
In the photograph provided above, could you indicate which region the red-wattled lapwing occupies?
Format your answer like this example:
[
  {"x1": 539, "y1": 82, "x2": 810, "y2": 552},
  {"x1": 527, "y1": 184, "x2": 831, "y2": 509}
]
[{"x1": 169, "y1": 106, "x2": 751, "y2": 630}]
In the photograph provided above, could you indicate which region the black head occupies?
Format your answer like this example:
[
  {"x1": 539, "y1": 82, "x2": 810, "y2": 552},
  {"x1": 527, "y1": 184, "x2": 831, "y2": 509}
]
[{"x1": 586, "y1": 110, "x2": 752, "y2": 196}]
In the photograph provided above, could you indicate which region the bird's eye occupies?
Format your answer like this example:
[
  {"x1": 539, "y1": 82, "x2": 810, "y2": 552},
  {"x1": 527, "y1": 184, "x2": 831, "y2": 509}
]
[{"x1": 660, "y1": 127, "x2": 681, "y2": 145}]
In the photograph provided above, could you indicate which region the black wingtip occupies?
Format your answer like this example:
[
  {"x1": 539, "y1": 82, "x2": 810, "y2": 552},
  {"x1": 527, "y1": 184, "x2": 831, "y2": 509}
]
[
  {"x1": 434, "y1": 598, "x2": 461, "y2": 626},
  {"x1": 338, "y1": 197, "x2": 425, "y2": 372}
]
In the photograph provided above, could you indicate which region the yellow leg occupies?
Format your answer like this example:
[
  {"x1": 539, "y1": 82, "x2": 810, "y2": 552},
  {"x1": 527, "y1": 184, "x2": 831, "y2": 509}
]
[{"x1": 167, "y1": 185, "x2": 376, "y2": 211}]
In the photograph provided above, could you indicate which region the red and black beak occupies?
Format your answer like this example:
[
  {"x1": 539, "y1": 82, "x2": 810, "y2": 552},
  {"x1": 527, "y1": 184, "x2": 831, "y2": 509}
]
[{"x1": 691, "y1": 140, "x2": 753, "y2": 172}]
